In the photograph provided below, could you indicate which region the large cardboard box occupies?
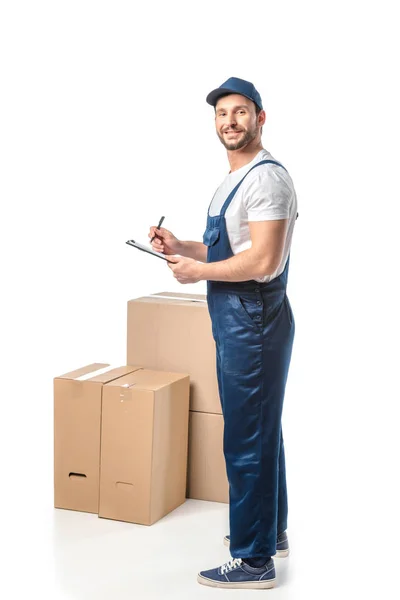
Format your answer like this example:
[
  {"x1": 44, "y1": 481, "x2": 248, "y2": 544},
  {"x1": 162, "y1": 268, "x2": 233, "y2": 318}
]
[
  {"x1": 187, "y1": 411, "x2": 229, "y2": 504},
  {"x1": 127, "y1": 292, "x2": 221, "y2": 414},
  {"x1": 54, "y1": 363, "x2": 142, "y2": 514},
  {"x1": 99, "y1": 368, "x2": 190, "y2": 525}
]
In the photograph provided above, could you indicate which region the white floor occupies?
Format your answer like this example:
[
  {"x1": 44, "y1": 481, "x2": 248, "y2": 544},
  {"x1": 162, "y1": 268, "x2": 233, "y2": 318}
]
[
  {"x1": 5, "y1": 488, "x2": 394, "y2": 600},
  {"x1": 2, "y1": 372, "x2": 398, "y2": 599},
  {"x1": 43, "y1": 498, "x2": 297, "y2": 599}
]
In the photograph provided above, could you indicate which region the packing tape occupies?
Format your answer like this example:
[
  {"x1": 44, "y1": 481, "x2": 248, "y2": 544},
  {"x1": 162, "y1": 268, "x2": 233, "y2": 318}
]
[
  {"x1": 143, "y1": 294, "x2": 207, "y2": 303},
  {"x1": 120, "y1": 382, "x2": 136, "y2": 401},
  {"x1": 75, "y1": 364, "x2": 120, "y2": 381}
]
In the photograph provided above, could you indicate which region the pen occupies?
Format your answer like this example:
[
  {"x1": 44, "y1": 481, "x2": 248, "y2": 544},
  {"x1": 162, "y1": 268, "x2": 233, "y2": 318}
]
[{"x1": 150, "y1": 216, "x2": 165, "y2": 243}]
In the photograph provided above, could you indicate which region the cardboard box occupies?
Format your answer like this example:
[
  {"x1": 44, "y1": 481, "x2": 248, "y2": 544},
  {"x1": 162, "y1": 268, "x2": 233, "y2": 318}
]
[
  {"x1": 99, "y1": 368, "x2": 190, "y2": 525},
  {"x1": 54, "y1": 363, "x2": 142, "y2": 514},
  {"x1": 187, "y1": 411, "x2": 229, "y2": 504},
  {"x1": 127, "y1": 292, "x2": 221, "y2": 414}
]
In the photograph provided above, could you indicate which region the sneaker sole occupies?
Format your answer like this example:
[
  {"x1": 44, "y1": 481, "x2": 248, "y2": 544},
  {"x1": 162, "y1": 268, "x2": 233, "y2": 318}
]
[
  {"x1": 223, "y1": 537, "x2": 289, "y2": 558},
  {"x1": 197, "y1": 574, "x2": 276, "y2": 589}
]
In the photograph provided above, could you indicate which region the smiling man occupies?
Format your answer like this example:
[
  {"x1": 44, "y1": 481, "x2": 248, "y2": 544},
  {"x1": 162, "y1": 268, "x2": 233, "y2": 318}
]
[{"x1": 148, "y1": 77, "x2": 298, "y2": 590}]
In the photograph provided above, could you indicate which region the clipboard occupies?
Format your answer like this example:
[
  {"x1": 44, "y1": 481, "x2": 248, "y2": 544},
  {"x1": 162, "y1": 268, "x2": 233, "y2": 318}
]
[{"x1": 126, "y1": 240, "x2": 174, "y2": 263}]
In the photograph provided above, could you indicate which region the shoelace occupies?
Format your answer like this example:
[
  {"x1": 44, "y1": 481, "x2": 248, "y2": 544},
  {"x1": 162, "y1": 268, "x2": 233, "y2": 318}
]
[{"x1": 220, "y1": 558, "x2": 243, "y2": 574}]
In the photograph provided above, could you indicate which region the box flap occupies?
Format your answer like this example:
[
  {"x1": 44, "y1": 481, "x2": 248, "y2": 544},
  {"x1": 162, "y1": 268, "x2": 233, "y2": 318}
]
[
  {"x1": 105, "y1": 369, "x2": 189, "y2": 391},
  {"x1": 154, "y1": 291, "x2": 207, "y2": 302},
  {"x1": 55, "y1": 363, "x2": 110, "y2": 380},
  {"x1": 156, "y1": 291, "x2": 205, "y2": 298},
  {"x1": 129, "y1": 291, "x2": 207, "y2": 306},
  {"x1": 55, "y1": 364, "x2": 143, "y2": 383},
  {"x1": 84, "y1": 365, "x2": 143, "y2": 383}
]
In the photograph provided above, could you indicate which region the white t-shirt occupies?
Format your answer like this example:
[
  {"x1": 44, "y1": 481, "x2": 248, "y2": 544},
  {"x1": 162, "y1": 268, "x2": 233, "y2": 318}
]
[{"x1": 209, "y1": 149, "x2": 298, "y2": 283}]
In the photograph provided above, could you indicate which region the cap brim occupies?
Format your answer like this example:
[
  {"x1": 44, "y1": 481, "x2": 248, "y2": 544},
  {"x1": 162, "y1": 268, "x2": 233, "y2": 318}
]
[
  {"x1": 206, "y1": 87, "x2": 240, "y2": 106},
  {"x1": 206, "y1": 87, "x2": 260, "y2": 109}
]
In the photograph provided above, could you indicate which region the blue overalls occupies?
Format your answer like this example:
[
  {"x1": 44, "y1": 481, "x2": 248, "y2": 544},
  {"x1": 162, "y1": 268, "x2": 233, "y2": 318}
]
[{"x1": 203, "y1": 160, "x2": 295, "y2": 559}]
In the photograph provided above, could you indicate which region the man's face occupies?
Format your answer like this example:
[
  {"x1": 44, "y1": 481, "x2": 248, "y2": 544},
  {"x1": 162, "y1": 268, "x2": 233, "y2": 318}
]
[{"x1": 215, "y1": 94, "x2": 260, "y2": 151}]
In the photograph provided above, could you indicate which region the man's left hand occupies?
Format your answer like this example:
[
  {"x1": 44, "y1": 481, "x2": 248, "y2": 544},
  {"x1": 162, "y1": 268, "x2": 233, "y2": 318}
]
[{"x1": 167, "y1": 256, "x2": 204, "y2": 284}]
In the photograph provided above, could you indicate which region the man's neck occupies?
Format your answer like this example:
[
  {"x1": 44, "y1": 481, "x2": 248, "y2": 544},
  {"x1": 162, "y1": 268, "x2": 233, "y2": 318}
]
[{"x1": 227, "y1": 143, "x2": 264, "y2": 173}]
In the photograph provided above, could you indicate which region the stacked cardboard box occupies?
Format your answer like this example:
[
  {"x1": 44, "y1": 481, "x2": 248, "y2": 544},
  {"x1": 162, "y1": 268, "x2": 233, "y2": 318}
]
[
  {"x1": 99, "y1": 368, "x2": 190, "y2": 525},
  {"x1": 54, "y1": 363, "x2": 190, "y2": 524},
  {"x1": 54, "y1": 289, "x2": 228, "y2": 527},
  {"x1": 54, "y1": 363, "x2": 139, "y2": 514},
  {"x1": 127, "y1": 292, "x2": 229, "y2": 504}
]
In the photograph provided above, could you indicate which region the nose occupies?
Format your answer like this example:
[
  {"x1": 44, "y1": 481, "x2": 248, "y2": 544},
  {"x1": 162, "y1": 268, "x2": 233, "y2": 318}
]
[{"x1": 222, "y1": 115, "x2": 238, "y2": 132}]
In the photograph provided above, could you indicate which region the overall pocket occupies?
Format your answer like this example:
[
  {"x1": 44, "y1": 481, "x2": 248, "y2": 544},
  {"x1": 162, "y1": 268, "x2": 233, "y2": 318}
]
[
  {"x1": 235, "y1": 292, "x2": 264, "y2": 332},
  {"x1": 221, "y1": 293, "x2": 263, "y2": 374},
  {"x1": 202, "y1": 227, "x2": 220, "y2": 247}
]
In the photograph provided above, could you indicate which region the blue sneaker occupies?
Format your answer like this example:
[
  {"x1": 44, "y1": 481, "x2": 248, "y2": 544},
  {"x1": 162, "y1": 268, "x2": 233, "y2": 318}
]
[
  {"x1": 197, "y1": 557, "x2": 276, "y2": 589},
  {"x1": 223, "y1": 530, "x2": 290, "y2": 558}
]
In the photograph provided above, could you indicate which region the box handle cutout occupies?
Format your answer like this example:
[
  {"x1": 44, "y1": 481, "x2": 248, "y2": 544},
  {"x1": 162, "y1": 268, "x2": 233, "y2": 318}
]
[
  {"x1": 69, "y1": 472, "x2": 87, "y2": 478},
  {"x1": 116, "y1": 481, "x2": 134, "y2": 490}
]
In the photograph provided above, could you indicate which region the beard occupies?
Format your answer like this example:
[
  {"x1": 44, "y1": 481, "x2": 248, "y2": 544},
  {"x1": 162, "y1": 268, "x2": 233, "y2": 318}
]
[{"x1": 217, "y1": 126, "x2": 258, "y2": 151}]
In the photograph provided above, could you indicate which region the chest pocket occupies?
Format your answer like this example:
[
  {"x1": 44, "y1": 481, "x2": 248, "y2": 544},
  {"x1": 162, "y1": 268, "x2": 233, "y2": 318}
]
[{"x1": 203, "y1": 227, "x2": 220, "y2": 247}]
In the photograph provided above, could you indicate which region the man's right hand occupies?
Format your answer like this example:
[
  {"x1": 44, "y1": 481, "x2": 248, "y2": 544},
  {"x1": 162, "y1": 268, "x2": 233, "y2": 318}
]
[{"x1": 148, "y1": 226, "x2": 182, "y2": 255}]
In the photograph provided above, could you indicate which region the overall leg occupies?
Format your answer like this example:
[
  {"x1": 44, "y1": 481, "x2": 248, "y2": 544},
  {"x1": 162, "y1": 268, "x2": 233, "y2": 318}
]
[
  {"x1": 217, "y1": 291, "x2": 294, "y2": 559},
  {"x1": 208, "y1": 292, "x2": 226, "y2": 414},
  {"x1": 277, "y1": 427, "x2": 288, "y2": 535},
  {"x1": 277, "y1": 295, "x2": 295, "y2": 535}
]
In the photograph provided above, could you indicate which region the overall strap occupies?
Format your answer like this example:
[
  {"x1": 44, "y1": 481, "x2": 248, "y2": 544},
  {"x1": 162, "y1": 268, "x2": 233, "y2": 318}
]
[{"x1": 219, "y1": 160, "x2": 287, "y2": 216}]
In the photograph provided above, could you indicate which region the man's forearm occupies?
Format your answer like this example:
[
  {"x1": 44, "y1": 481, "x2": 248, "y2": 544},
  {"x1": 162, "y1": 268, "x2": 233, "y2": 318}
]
[
  {"x1": 199, "y1": 248, "x2": 273, "y2": 282},
  {"x1": 178, "y1": 241, "x2": 207, "y2": 262}
]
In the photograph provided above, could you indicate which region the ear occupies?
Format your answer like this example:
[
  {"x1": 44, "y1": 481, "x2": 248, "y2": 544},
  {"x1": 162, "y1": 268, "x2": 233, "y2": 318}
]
[{"x1": 258, "y1": 109, "x2": 266, "y2": 127}]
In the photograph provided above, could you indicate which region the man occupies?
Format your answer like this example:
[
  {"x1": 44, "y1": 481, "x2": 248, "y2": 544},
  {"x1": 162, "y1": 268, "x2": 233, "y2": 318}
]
[{"x1": 148, "y1": 77, "x2": 297, "y2": 590}]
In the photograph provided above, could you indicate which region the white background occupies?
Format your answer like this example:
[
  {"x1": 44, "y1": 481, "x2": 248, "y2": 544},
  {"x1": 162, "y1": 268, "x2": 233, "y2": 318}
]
[{"x1": 1, "y1": 1, "x2": 399, "y2": 598}]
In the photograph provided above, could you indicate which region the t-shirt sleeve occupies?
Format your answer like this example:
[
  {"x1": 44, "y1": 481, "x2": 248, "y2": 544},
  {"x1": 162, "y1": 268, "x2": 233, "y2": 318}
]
[{"x1": 244, "y1": 169, "x2": 293, "y2": 220}]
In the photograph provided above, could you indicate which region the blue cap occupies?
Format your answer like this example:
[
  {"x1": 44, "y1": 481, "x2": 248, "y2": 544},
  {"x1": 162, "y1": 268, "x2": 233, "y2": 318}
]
[{"x1": 206, "y1": 77, "x2": 263, "y2": 110}]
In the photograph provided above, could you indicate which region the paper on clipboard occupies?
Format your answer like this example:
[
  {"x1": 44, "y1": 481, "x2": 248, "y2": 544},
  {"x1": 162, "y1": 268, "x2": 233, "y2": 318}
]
[{"x1": 126, "y1": 239, "x2": 174, "y2": 263}]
